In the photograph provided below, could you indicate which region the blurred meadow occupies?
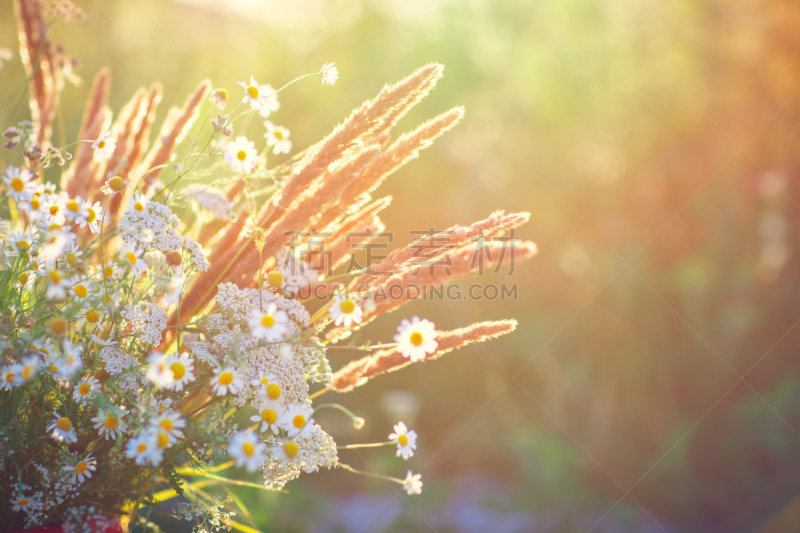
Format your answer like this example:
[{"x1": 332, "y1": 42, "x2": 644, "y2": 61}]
[{"x1": 3, "y1": 0, "x2": 800, "y2": 531}]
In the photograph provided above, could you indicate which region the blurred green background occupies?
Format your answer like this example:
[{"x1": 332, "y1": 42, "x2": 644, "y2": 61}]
[{"x1": 3, "y1": 0, "x2": 800, "y2": 531}]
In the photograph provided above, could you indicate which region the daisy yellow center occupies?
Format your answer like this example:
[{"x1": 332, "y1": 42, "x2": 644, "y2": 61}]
[
  {"x1": 104, "y1": 415, "x2": 118, "y2": 429},
  {"x1": 109, "y1": 176, "x2": 124, "y2": 191},
  {"x1": 267, "y1": 270, "x2": 284, "y2": 288},
  {"x1": 134, "y1": 202, "x2": 144, "y2": 211},
  {"x1": 137, "y1": 443, "x2": 148, "y2": 453},
  {"x1": 66, "y1": 252, "x2": 78, "y2": 264},
  {"x1": 50, "y1": 205, "x2": 59, "y2": 215},
  {"x1": 48, "y1": 223, "x2": 61, "y2": 231},
  {"x1": 170, "y1": 362, "x2": 186, "y2": 380},
  {"x1": 67, "y1": 199, "x2": 80, "y2": 212},
  {"x1": 103, "y1": 266, "x2": 114, "y2": 277},
  {"x1": 261, "y1": 409, "x2": 277, "y2": 424},
  {"x1": 157, "y1": 432, "x2": 169, "y2": 449},
  {"x1": 11, "y1": 178, "x2": 24, "y2": 192},
  {"x1": 261, "y1": 314, "x2": 275, "y2": 328},
  {"x1": 49, "y1": 270, "x2": 61, "y2": 283},
  {"x1": 409, "y1": 332, "x2": 424, "y2": 345},
  {"x1": 50, "y1": 318, "x2": 67, "y2": 335},
  {"x1": 242, "y1": 442, "x2": 255, "y2": 456},
  {"x1": 16, "y1": 498, "x2": 29, "y2": 506},
  {"x1": 398, "y1": 435, "x2": 408, "y2": 447},
  {"x1": 57, "y1": 417, "x2": 72, "y2": 431},
  {"x1": 47, "y1": 364, "x2": 58, "y2": 373},
  {"x1": 292, "y1": 415, "x2": 306, "y2": 429},
  {"x1": 22, "y1": 366, "x2": 33, "y2": 380},
  {"x1": 19, "y1": 272, "x2": 28, "y2": 284},
  {"x1": 31, "y1": 197, "x2": 40, "y2": 209},
  {"x1": 339, "y1": 299, "x2": 355, "y2": 314},
  {"x1": 160, "y1": 419, "x2": 174, "y2": 432},
  {"x1": 283, "y1": 441, "x2": 299, "y2": 458},
  {"x1": 267, "y1": 383, "x2": 281, "y2": 400},
  {"x1": 87, "y1": 208, "x2": 97, "y2": 223},
  {"x1": 219, "y1": 372, "x2": 234, "y2": 386},
  {"x1": 237, "y1": 150, "x2": 247, "y2": 161},
  {"x1": 5, "y1": 372, "x2": 15, "y2": 383},
  {"x1": 79, "y1": 383, "x2": 92, "y2": 395},
  {"x1": 86, "y1": 310, "x2": 100, "y2": 323},
  {"x1": 17, "y1": 240, "x2": 29, "y2": 251},
  {"x1": 274, "y1": 130, "x2": 284, "y2": 140},
  {"x1": 74, "y1": 285, "x2": 88, "y2": 298},
  {"x1": 98, "y1": 141, "x2": 106, "y2": 149},
  {"x1": 74, "y1": 461, "x2": 87, "y2": 474},
  {"x1": 125, "y1": 252, "x2": 137, "y2": 264},
  {"x1": 247, "y1": 86, "x2": 259, "y2": 99}
]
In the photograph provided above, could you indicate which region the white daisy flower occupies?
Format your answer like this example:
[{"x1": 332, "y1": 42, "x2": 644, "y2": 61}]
[
  {"x1": 321, "y1": 62, "x2": 339, "y2": 85},
  {"x1": 402, "y1": 470, "x2": 423, "y2": 495},
  {"x1": 3, "y1": 166, "x2": 35, "y2": 201},
  {"x1": 248, "y1": 304, "x2": 289, "y2": 341},
  {"x1": 57, "y1": 340, "x2": 84, "y2": 379},
  {"x1": 41, "y1": 194, "x2": 64, "y2": 221},
  {"x1": 67, "y1": 276, "x2": 94, "y2": 301},
  {"x1": 77, "y1": 307, "x2": 105, "y2": 331},
  {"x1": 47, "y1": 412, "x2": 78, "y2": 443},
  {"x1": 149, "y1": 411, "x2": 186, "y2": 444},
  {"x1": 250, "y1": 400, "x2": 284, "y2": 434},
  {"x1": 40, "y1": 227, "x2": 75, "y2": 262},
  {"x1": 251, "y1": 372, "x2": 283, "y2": 402},
  {"x1": 7, "y1": 230, "x2": 36, "y2": 253},
  {"x1": 145, "y1": 352, "x2": 174, "y2": 388},
  {"x1": 62, "y1": 453, "x2": 97, "y2": 485},
  {"x1": 125, "y1": 431, "x2": 163, "y2": 466},
  {"x1": 256, "y1": 83, "x2": 280, "y2": 118},
  {"x1": 63, "y1": 243, "x2": 84, "y2": 266},
  {"x1": 92, "y1": 131, "x2": 116, "y2": 160},
  {"x1": 1, "y1": 364, "x2": 21, "y2": 391},
  {"x1": 228, "y1": 431, "x2": 266, "y2": 473},
  {"x1": 45, "y1": 268, "x2": 68, "y2": 299},
  {"x1": 121, "y1": 243, "x2": 148, "y2": 277},
  {"x1": 271, "y1": 438, "x2": 301, "y2": 466},
  {"x1": 27, "y1": 338, "x2": 55, "y2": 357},
  {"x1": 11, "y1": 494, "x2": 38, "y2": 512},
  {"x1": 263, "y1": 121, "x2": 292, "y2": 155},
  {"x1": 224, "y1": 136, "x2": 259, "y2": 174},
  {"x1": 72, "y1": 375, "x2": 100, "y2": 403},
  {"x1": 92, "y1": 407, "x2": 128, "y2": 440},
  {"x1": 388, "y1": 421, "x2": 417, "y2": 460},
  {"x1": 76, "y1": 199, "x2": 104, "y2": 233},
  {"x1": 328, "y1": 295, "x2": 363, "y2": 327},
  {"x1": 18, "y1": 356, "x2": 39, "y2": 383},
  {"x1": 278, "y1": 404, "x2": 315, "y2": 439},
  {"x1": 127, "y1": 191, "x2": 149, "y2": 214},
  {"x1": 394, "y1": 316, "x2": 438, "y2": 362},
  {"x1": 163, "y1": 352, "x2": 195, "y2": 391},
  {"x1": 42, "y1": 353, "x2": 65, "y2": 376},
  {"x1": 237, "y1": 76, "x2": 271, "y2": 110},
  {"x1": 211, "y1": 366, "x2": 244, "y2": 396},
  {"x1": 64, "y1": 195, "x2": 89, "y2": 222}
]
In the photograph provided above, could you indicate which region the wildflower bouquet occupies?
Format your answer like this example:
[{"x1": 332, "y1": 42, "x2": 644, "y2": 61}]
[{"x1": 1, "y1": 2, "x2": 537, "y2": 531}]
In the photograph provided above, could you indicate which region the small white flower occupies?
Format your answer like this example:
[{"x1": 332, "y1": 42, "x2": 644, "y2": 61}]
[
  {"x1": 237, "y1": 76, "x2": 271, "y2": 110},
  {"x1": 57, "y1": 340, "x2": 84, "y2": 378},
  {"x1": 45, "y1": 268, "x2": 68, "y2": 299},
  {"x1": 63, "y1": 195, "x2": 89, "y2": 222},
  {"x1": 3, "y1": 166, "x2": 35, "y2": 200},
  {"x1": 394, "y1": 316, "x2": 438, "y2": 362},
  {"x1": 211, "y1": 366, "x2": 244, "y2": 396},
  {"x1": 121, "y1": 243, "x2": 148, "y2": 277},
  {"x1": 145, "y1": 351, "x2": 174, "y2": 388},
  {"x1": 72, "y1": 375, "x2": 100, "y2": 403},
  {"x1": 321, "y1": 62, "x2": 339, "y2": 85},
  {"x1": 47, "y1": 412, "x2": 78, "y2": 443},
  {"x1": 248, "y1": 304, "x2": 289, "y2": 341},
  {"x1": 271, "y1": 438, "x2": 301, "y2": 466},
  {"x1": 40, "y1": 227, "x2": 75, "y2": 262},
  {"x1": 402, "y1": 470, "x2": 423, "y2": 495},
  {"x1": 278, "y1": 404, "x2": 315, "y2": 439},
  {"x1": 92, "y1": 131, "x2": 116, "y2": 160},
  {"x1": 77, "y1": 307, "x2": 105, "y2": 331},
  {"x1": 125, "y1": 431, "x2": 163, "y2": 466},
  {"x1": 67, "y1": 276, "x2": 94, "y2": 301},
  {"x1": 11, "y1": 494, "x2": 38, "y2": 511},
  {"x1": 76, "y1": 199, "x2": 104, "y2": 233},
  {"x1": 250, "y1": 400, "x2": 284, "y2": 434},
  {"x1": 127, "y1": 192, "x2": 149, "y2": 214},
  {"x1": 388, "y1": 421, "x2": 417, "y2": 460},
  {"x1": 62, "y1": 454, "x2": 97, "y2": 485},
  {"x1": 18, "y1": 356, "x2": 39, "y2": 382},
  {"x1": 1, "y1": 364, "x2": 21, "y2": 391},
  {"x1": 328, "y1": 295, "x2": 363, "y2": 327},
  {"x1": 251, "y1": 372, "x2": 283, "y2": 402},
  {"x1": 7, "y1": 230, "x2": 36, "y2": 253},
  {"x1": 224, "y1": 136, "x2": 259, "y2": 174},
  {"x1": 163, "y1": 352, "x2": 195, "y2": 391},
  {"x1": 92, "y1": 407, "x2": 128, "y2": 440},
  {"x1": 263, "y1": 121, "x2": 292, "y2": 155},
  {"x1": 228, "y1": 431, "x2": 266, "y2": 472},
  {"x1": 149, "y1": 411, "x2": 186, "y2": 444}
]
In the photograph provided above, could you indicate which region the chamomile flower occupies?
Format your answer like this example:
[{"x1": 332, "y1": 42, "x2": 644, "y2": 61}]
[
  {"x1": 62, "y1": 454, "x2": 97, "y2": 485},
  {"x1": 224, "y1": 136, "x2": 259, "y2": 174},
  {"x1": 321, "y1": 62, "x2": 339, "y2": 85},
  {"x1": 252, "y1": 372, "x2": 283, "y2": 402},
  {"x1": 11, "y1": 494, "x2": 38, "y2": 512},
  {"x1": 164, "y1": 352, "x2": 195, "y2": 391},
  {"x1": 388, "y1": 421, "x2": 417, "y2": 460},
  {"x1": 145, "y1": 352, "x2": 174, "y2": 388},
  {"x1": 250, "y1": 400, "x2": 284, "y2": 434},
  {"x1": 72, "y1": 375, "x2": 100, "y2": 403},
  {"x1": 76, "y1": 199, "x2": 104, "y2": 233},
  {"x1": 228, "y1": 431, "x2": 266, "y2": 472},
  {"x1": 121, "y1": 243, "x2": 148, "y2": 277},
  {"x1": 27, "y1": 338, "x2": 55, "y2": 357},
  {"x1": 18, "y1": 356, "x2": 39, "y2": 383},
  {"x1": 127, "y1": 192, "x2": 149, "y2": 214},
  {"x1": 278, "y1": 404, "x2": 315, "y2": 439},
  {"x1": 40, "y1": 227, "x2": 75, "y2": 261},
  {"x1": 3, "y1": 166, "x2": 35, "y2": 200},
  {"x1": 149, "y1": 411, "x2": 186, "y2": 444},
  {"x1": 7, "y1": 230, "x2": 36, "y2": 253},
  {"x1": 45, "y1": 268, "x2": 68, "y2": 299},
  {"x1": 47, "y1": 412, "x2": 78, "y2": 443},
  {"x1": 256, "y1": 83, "x2": 280, "y2": 118},
  {"x1": 92, "y1": 407, "x2": 128, "y2": 440},
  {"x1": 67, "y1": 276, "x2": 95, "y2": 301},
  {"x1": 211, "y1": 366, "x2": 244, "y2": 396},
  {"x1": 271, "y1": 438, "x2": 301, "y2": 466},
  {"x1": 328, "y1": 295, "x2": 363, "y2": 327},
  {"x1": 402, "y1": 470, "x2": 423, "y2": 495},
  {"x1": 394, "y1": 316, "x2": 438, "y2": 362},
  {"x1": 248, "y1": 303, "x2": 289, "y2": 342},
  {"x1": 64, "y1": 195, "x2": 89, "y2": 222},
  {"x1": 92, "y1": 131, "x2": 116, "y2": 160},
  {"x1": 263, "y1": 121, "x2": 292, "y2": 155},
  {"x1": 57, "y1": 340, "x2": 83, "y2": 378},
  {"x1": 125, "y1": 431, "x2": 162, "y2": 466},
  {"x1": 77, "y1": 307, "x2": 105, "y2": 330},
  {"x1": 42, "y1": 353, "x2": 65, "y2": 376},
  {"x1": 237, "y1": 76, "x2": 271, "y2": 110},
  {"x1": 1, "y1": 364, "x2": 21, "y2": 390}
]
